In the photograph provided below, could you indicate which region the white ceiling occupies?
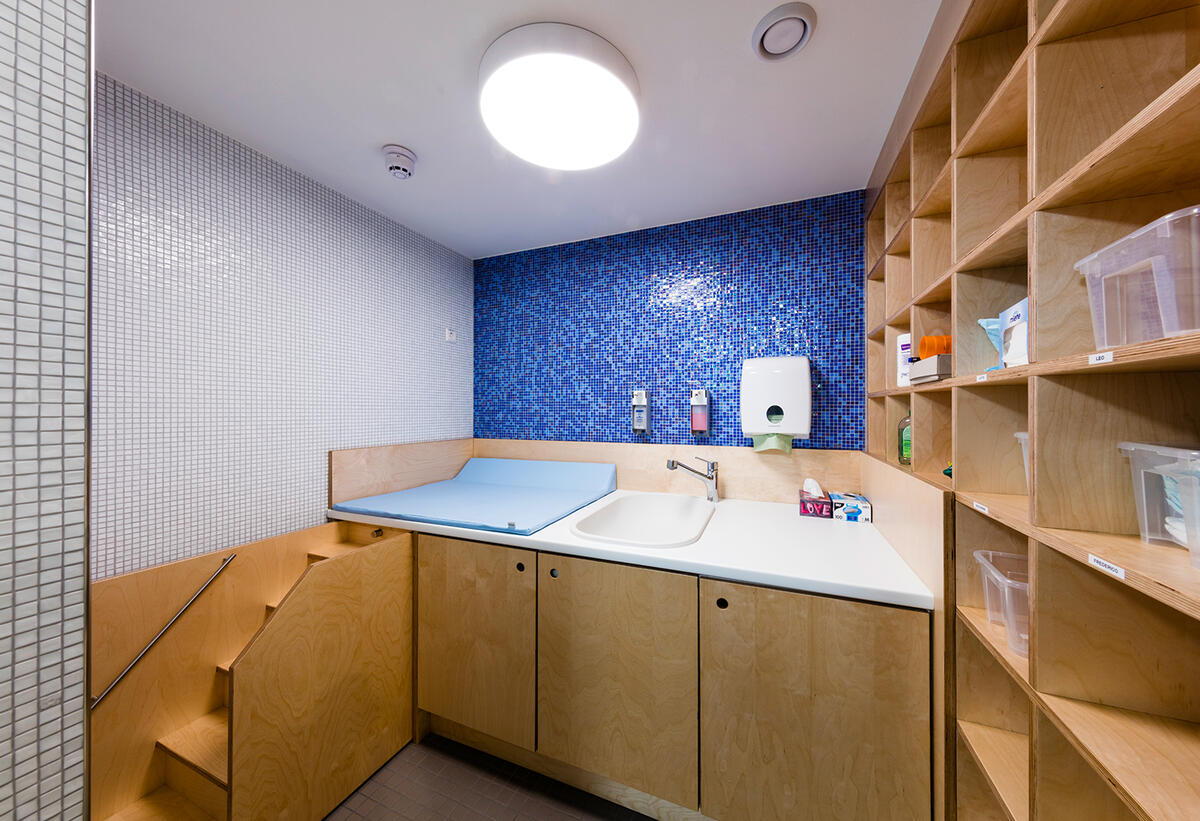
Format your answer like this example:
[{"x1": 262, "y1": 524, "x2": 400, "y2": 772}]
[{"x1": 95, "y1": 0, "x2": 940, "y2": 259}]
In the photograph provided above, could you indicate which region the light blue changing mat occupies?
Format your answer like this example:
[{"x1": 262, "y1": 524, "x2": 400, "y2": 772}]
[{"x1": 332, "y1": 457, "x2": 616, "y2": 535}]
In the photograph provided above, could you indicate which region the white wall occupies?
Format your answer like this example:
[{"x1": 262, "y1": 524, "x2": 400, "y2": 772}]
[{"x1": 90, "y1": 75, "x2": 474, "y2": 578}]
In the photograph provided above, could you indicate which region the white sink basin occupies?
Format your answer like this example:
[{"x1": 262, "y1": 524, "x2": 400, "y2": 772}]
[{"x1": 570, "y1": 493, "x2": 715, "y2": 549}]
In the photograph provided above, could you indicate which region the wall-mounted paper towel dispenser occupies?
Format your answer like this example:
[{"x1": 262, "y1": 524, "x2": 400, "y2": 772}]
[{"x1": 740, "y1": 356, "x2": 811, "y2": 452}]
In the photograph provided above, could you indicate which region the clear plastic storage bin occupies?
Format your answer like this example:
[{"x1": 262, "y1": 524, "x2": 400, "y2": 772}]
[
  {"x1": 1075, "y1": 205, "x2": 1200, "y2": 349},
  {"x1": 973, "y1": 550, "x2": 1029, "y2": 657},
  {"x1": 1014, "y1": 432, "x2": 1029, "y2": 490},
  {"x1": 1118, "y1": 442, "x2": 1200, "y2": 569}
]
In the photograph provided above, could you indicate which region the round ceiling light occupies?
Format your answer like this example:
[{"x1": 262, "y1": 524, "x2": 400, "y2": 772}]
[
  {"x1": 753, "y1": 3, "x2": 817, "y2": 61},
  {"x1": 479, "y1": 23, "x2": 640, "y2": 171}
]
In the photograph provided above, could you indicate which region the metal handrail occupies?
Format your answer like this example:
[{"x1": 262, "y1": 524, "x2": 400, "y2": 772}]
[{"x1": 90, "y1": 552, "x2": 237, "y2": 710}]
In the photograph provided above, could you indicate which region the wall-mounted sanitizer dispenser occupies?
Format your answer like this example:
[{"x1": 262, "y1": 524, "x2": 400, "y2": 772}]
[{"x1": 740, "y1": 356, "x2": 811, "y2": 453}]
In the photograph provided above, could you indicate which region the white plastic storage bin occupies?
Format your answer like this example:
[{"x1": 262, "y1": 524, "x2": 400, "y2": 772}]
[
  {"x1": 1118, "y1": 442, "x2": 1200, "y2": 569},
  {"x1": 1075, "y1": 205, "x2": 1200, "y2": 349},
  {"x1": 1014, "y1": 432, "x2": 1029, "y2": 490},
  {"x1": 973, "y1": 550, "x2": 1030, "y2": 657}
]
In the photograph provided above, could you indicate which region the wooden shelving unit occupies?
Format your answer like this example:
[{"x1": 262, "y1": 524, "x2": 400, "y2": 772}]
[{"x1": 863, "y1": 0, "x2": 1200, "y2": 818}]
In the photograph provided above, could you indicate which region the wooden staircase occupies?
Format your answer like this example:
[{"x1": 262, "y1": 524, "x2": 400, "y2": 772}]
[{"x1": 91, "y1": 522, "x2": 414, "y2": 821}]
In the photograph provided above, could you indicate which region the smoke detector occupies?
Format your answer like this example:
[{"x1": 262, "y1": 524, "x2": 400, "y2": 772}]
[
  {"x1": 753, "y1": 3, "x2": 817, "y2": 61},
  {"x1": 382, "y1": 144, "x2": 417, "y2": 179}
]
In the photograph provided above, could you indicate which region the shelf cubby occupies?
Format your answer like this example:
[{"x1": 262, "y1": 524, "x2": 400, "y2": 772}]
[
  {"x1": 1038, "y1": 0, "x2": 1199, "y2": 44},
  {"x1": 912, "y1": 390, "x2": 952, "y2": 487},
  {"x1": 1029, "y1": 189, "x2": 1200, "y2": 362},
  {"x1": 957, "y1": 617, "x2": 1030, "y2": 733},
  {"x1": 867, "y1": 193, "x2": 886, "y2": 271},
  {"x1": 885, "y1": 139, "x2": 913, "y2": 244},
  {"x1": 957, "y1": 720, "x2": 1029, "y2": 821},
  {"x1": 1032, "y1": 709, "x2": 1137, "y2": 821},
  {"x1": 867, "y1": 333, "x2": 885, "y2": 393},
  {"x1": 884, "y1": 252, "x2": 914, "y2": 318},
  {"x1": 954, "y1": 266, "x2": 1026, "y2": 379},
  {"x1": 1032, "y1": 7, "x2": 1200, "y2": 195},
  {"x1": 954, "y1": 384, "x2": 1029, "y2": 497},
  {"x1": 958, "y1": 51, "x2": 1028, "y2": 159},
  {"x1": 954, "y1": 146, "x2": 1029, "y2": 262},
  {"x1": 954, "y1": 24, "x2": 1027, "y2": 146},
  {"x1": 912, "y1": 214, "x2": 952, "y2": 295},
  {"x1": 956, "y1": 502, "x2": 1029, "y2": 614},
  {"x1": 867, "y1": 275, "x2": 886, "y2": 331},
  {"x1": 1033, "y1": 541, "x2": 1200, "y2": 723},
  {"x1": 884, "y1": 319, "x2": 912, "y2": 390},
  {"x1": 868, "y1": 396, "x2": 887, "y2": 460},
  {"x1": 955, "y1": 732, "x2": 1011, "y2": 820},
  {"x1": 912, "y1": 126, "x2": 952, "y2": 209},
  {"x1": 1030, "y1": 371, "x2": 1200, "y2": 533},
  {"x1": 886, "y1": 394, "x2": 913, "y2": 471}
]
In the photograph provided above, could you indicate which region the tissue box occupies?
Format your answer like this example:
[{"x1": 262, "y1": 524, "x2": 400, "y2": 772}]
[
  {"x1": 799, "y1": 491, "x2": 832, "y2": 518},
  {"x1": 831, "y1": 492, "x2": 873, "y2": 523},
  {"x1": 910, "y1": 354, "x2": 952, "y2": 384}
]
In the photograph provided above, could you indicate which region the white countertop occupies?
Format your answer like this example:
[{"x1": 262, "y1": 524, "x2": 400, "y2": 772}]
[{"x1": 327, "y1": 489, "x2": 933, "y2": 610}]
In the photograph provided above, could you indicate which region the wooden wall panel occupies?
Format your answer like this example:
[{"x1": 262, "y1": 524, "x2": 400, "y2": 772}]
[
  {"x1": 328, "y1": 437, "x2": 473, "y2": 504},
  {"x1": 230, "y1": 533, "x2": 413, "y2": 821},
  {"x1": 859, "y1": 454, "x2": 950, "y2": 821},
  {"x1": 472, "y1": 439, "x2": 861, "y2": 504}
]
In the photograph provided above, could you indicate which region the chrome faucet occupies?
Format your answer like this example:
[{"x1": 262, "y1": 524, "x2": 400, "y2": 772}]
[{"x1": 666, "y1": 457, "x2": 719, "y2": 502}]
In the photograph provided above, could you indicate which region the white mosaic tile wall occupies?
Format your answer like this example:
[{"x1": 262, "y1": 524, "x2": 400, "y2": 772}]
[
  {"x1": 0, "y1": 0, "x2": 90, "y2": 817},
  {"x1": 91, "y1": 74, "x2": 474, "y2": 579}
]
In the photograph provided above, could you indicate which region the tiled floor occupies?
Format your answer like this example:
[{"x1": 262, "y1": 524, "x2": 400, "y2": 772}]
[{"x1": 326, "y1": 735, "x2": 653, "y2": 821}]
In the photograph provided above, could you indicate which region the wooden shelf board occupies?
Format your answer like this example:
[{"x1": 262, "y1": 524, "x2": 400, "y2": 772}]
[
  {"x1": 958, "y1": 719, "x2": 1030, "y2": 821},
  {"x1": 955, "y1": 209, "x2": 1028, "y2": 273},
  {"x1": 916, "y1": 469, "x2": 953, "y2": 491},
  {"x1": 1037, "y1": 526, "x2": 1200, "y2": 622},
  {"x1": 885, "y1": 219, "x2": 913, "y2": 256},
  {"x1": 867, "y1": 255, "x2": 885, "y2": 281},
  {"x1": 1041, "y1": 64, "x2": 1200, "y2": 209},
  {"x1": 955, "y1": 491, "x2": 1032, "y2": 535},
  {"x1": 913, "y1": 266, "x2": 953, "y2": 306},
  {"x1": 1037, "y1": 0, "x2": 1200, "y2": 46},
  {"x1": 307, "y1": 543, "x2": 357, "y2": 561},
  {"x1": 913, "y1": 160, "x2": 953, "y2": 218},
  {"x1": 954, "y1": 488, "x2": 1200, "y2": 621},
  {"x1": 958, "y1": 605, "x2": 1031, "y2": 689},
  {"x1": 867, "y1": 323, "x2": 886, "y2": 340},
  {"x1": 155, "y1": 708, "x2": 230, "y2": 787},
  {"x1": 102, "y1": 786, "x2": 214, "y2": 821},
  {"x1": 957, "y1": 49, "x2": 1029, "y2": 158},
  {"x1": 1041, "y1": 693, "x2": 1200, "y2": 821}
]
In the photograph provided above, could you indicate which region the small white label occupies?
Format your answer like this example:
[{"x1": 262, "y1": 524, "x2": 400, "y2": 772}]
[
  {"x1": 1088, "y1": 351, "x2": 1114, "y2": 365},
  {"x1": 1088, "y1": 553, "x2": 1126, "y2": 580},
  {"x1": 973, "y1": 501, "x2": 989, "y2": 514},
  {"x1": 444, "y1": 328, "x2": 457, "y2": 342},
  {"x1": 975, "y1": 373, "x2": 987, "y2": 382}
]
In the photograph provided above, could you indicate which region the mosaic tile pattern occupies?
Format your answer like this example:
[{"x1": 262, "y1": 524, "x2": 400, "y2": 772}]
[
  {"x1": 0, "y1": 0, "x2": 90, "y2": 817},
  {"x1": 91, "y1": 76, "x2": 474, "y2": 578},
  {"x1": 474, "y1": 192, "x2": 865, "y2": 449}
]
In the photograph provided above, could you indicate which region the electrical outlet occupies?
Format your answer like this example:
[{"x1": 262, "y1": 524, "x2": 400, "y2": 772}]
[{"x1": 444, "y1": 327, "x2": 457, "y2": 342}]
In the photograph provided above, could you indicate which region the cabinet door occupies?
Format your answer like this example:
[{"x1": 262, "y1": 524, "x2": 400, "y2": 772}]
[
  {"x1": 417, "y1": 535, "x2": 537, "y2": 750},
  {"x1": 537, "y1": 554, "x2": 699, "y2": 809},
  {"x1": 700, "y1": 579, "x2": 930, "y2": 821}
]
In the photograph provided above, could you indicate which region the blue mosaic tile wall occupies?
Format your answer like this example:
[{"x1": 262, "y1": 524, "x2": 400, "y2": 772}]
[{"x1": 474, "y1": 191, "x2": 865, "y2": 449}]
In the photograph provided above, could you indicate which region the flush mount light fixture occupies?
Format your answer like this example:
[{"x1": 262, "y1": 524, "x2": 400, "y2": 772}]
[
  {"x1": 479, "y1": 22, "x2": 640, "y2": 171},
  {"x1": 752, "y1": 3, "x2": 817, "y2": 61}
]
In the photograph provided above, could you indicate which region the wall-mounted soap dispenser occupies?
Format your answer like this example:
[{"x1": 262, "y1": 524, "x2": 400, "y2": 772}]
[
  {"x1": 740, "y1": 356, "x2": 811, "y2": 453},
  {"x1": 690, "y1": 389, "x2": 710, "y2": 436},
  {"x1": 631, "y1": 390, "x2": 651, "y2": 434}
]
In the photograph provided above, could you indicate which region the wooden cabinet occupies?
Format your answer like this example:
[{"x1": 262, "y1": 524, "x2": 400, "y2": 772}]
[
  {"x1": 417, "y1": 535, "x2": 537, "y2": 750},
  {"x1": 700, "y1": 579, "x2": 931, "y2": 821},
  {"x1": 536, "y1": 554, "x2": 699, "y2": 810}
]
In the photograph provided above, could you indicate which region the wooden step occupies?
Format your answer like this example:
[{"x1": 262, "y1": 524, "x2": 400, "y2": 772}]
[
  {"x1": 103, "y1": 785, "x2": 213, "y2": 821},
  {"x1": 155, "y1": 708, "x2": 230, "y2": 787},
  {"x1": 307, "y1": 543, "x2": 358, "y2": 562}
]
